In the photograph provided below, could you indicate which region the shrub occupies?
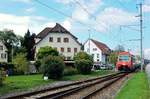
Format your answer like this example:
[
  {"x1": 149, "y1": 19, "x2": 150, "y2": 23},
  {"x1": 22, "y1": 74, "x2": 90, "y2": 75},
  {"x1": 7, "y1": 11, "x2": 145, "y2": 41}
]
[
  {"x1": 0, "y1": 68, "x2": 6, "y2": 86},
  {"x1": 37, "y1": 46, "x2": 59, "y2": 60},
  {"x1": 74, "y1": 52, "x2": 93, "y2": 74},
  {"x1": 74, "y1": 51, "x2": 93, "y2": 62},
  {"x1": 75, "y1": 59, "x2": 93, "y2": 74},
  {"x1": 41, "y1": 55, "x2": 65, "y2": 79},
  {"x1": 34, "y1": 60, "x2": 41, "y2": 72},
  {"x1": 64, "y1": 67, "x2": 78, "y2": 76},
  {"x1": 12, "y1": 53, "x2": 29, "y2": 75}
]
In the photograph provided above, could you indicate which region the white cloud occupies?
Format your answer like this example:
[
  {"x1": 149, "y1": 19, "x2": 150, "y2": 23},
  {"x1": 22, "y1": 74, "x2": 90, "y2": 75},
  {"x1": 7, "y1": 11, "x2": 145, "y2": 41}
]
[
  {"x1": 25, "y1": 7, "x2": 35, "y2": 13},
  {"x1": 97, "y1": 7, "x2": 137, "y2": 26},
  {"x1": 144, "y1": 49, "x2": 150, "y2": 59},
  {"x1": 56, "y1": 0, "x2": 74, "y2": 4},
  {"x1": 0, "y1": 13, "x2": 50, "y2": 36},
  {"x1": 0, "y1": 13, "x2": 72, "y2": 36},
  {"x1": 63, "y1": 20, "x2": 71, "y2": 30},
  {"x1": 12, "y1": 0, "x2": 31, "y2": 3},
  {"x1": 143, "y1": 5, "x2": 150, "y2": 13}
]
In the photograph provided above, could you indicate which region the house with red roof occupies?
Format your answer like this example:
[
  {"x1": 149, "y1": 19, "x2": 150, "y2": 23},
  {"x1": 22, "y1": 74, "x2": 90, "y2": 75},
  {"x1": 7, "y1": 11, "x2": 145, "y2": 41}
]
[
  {"x1": 84, "y1": 39, "x2": 111, "y2": 64},
  {"x1": 35, "y1": 23, "x2": 82, "y2": 60}
]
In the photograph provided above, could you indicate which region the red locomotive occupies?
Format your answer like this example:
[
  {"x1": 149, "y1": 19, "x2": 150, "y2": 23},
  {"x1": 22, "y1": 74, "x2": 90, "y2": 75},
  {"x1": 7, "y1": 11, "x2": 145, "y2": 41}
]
[{"x1": 116, "y1": 51, "x2": 136, "y2": 71}]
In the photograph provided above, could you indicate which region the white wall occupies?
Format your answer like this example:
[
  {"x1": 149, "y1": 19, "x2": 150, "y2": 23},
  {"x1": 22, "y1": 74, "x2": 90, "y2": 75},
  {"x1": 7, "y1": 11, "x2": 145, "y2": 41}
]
[
  {"x1": 0, "y1": 41, "x2": 7, "y2": 62},
  {"x1": 35, "y1": 33, "x2": 81, "y2": 60},
  {"x1": 84, "y1": 40, "x2": 103, "y2": 63}
]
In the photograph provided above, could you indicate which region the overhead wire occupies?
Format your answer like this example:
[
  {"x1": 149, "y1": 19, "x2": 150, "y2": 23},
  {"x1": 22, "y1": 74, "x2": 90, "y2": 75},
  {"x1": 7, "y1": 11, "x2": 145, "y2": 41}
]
[{"x1": 33, "y1": 0, "x2": 106, "y2": 34}]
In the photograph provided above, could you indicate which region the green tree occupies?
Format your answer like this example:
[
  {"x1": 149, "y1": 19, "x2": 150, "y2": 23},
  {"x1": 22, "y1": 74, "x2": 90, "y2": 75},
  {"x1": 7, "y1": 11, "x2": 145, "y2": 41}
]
[
  {"x1": 108, "y1": 52, "x2": 118, "y2": 65},
  {"x1": 37, "y1": 46, "x2": 59, "y2": 60},
  {"x1": 12, "y1": 53, "x2": 29, "y2": 74},
  {"x1": 23, "y1": 30, "x2": 35, "y2": 60},
  {"x1": 41, "y1": 55, "x2": 65, "y2": 79},
  {"x1": 74, "y1": 51, "x2": 93, "y2": 62},
  {"x1": 74, "y1": 52, "x2": 93, "y2": 74},
  {"x1": 0, "y1": 29, "x2": 19, "y2": 62}
]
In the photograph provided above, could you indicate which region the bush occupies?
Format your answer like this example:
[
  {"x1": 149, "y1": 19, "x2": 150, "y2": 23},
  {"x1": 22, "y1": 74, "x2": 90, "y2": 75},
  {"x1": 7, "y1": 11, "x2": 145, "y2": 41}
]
[
  {"x1": 75, "y1": 59, "x2": 93, "y2": 74},
  {"x1": 37, "y1": 46, "x2": 59, "y2": 60},
  {"x1": 42, "y1": 55, "x2": 65, "y2": 79},
  {"x1": 64, "y1": 67, "x2": 78, "y2": 76},
  {"x1": 34, "y1": 60, "x2": 41, "y2": 72},
  {"x1": 74, "y1": 52, "x2": 93, "y2": 74},
  {"x1": 0, "y1": 68, "x2": 6, "y2": 86},
  {"x1": 12, "y1": 53, "x2": 29, "y2": 75},
  {"x1": 74, "y1": 51, "x2": 93, "y2": 62}
]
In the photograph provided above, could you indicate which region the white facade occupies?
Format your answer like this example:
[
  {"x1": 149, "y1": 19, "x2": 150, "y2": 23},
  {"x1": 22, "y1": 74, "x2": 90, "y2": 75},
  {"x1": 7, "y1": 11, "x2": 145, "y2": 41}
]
[
  {"x1": 35, "y1": 33, "x2": 81, "y2": 60},
  {"x1": 0, "y1": 41, "x2": 7, "y2": 63},
  {"x1": 84, "y1": 39, "x2": 108, "y2": 64}
]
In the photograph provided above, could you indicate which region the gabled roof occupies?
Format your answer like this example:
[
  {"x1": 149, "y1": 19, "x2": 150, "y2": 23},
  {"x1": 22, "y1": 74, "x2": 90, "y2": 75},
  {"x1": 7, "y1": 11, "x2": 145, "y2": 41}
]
[
  {"x1": 91, "y1": 39, "x2": 111, "y2": 55},
  {"x1": 36, "y1": 27, "x2": 52, "y2": 39},
  {"x1": 35, "y1": 23, "x2": 81, "y2": 45}
]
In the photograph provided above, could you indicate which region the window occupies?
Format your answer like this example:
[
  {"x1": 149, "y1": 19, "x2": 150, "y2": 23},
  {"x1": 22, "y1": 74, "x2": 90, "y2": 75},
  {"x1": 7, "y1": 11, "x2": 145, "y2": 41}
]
[
  {"x1": 93, "y1": 48, "x2": 97, "y2": 51},
  {"x1": 57, "y1": 37, "x2": 61, "y2": 42},
  {"x1": 49, "y1": 37, "x2": 53, "y2": 42},
  {"x1": 67, "y1": 48, "x2": 71, "y2": 52},
  {"x1": 74, "y1": 48, "x2": 77, "y2": 53},
  {"x1": 119, "y1": 55, "x2": 129, "y2": 62},
  {"x1": 92, "y1": 54, "x2": 94, "y2": 58},
  {"x1": 64, "y1": 38, "x2": 69, "y2": 43},
  {"x1": 1, "y1": 53, "x2": 5, "y2": 59},
  {"x1": 87, "y1": 48, "x2": 89, "y2": 52},
  {"x1": 4, "y1": 54, "x2": 7, "y2": 59},
  {"x1": 0, "y1": 45, "x2": 3, "y2": 50},
  {"x1": 61, "y1": 47, "x2": 64, "y2": 52},
  {"x1": 97, "y1": 54, "x2": 99, "y2": 58}
]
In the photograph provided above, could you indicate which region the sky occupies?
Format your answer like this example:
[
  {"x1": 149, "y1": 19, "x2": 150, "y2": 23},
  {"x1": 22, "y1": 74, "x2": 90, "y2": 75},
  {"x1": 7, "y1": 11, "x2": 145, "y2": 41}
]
[{"x1": 0, "y1": 0, "x2": 150, "y2": 59}]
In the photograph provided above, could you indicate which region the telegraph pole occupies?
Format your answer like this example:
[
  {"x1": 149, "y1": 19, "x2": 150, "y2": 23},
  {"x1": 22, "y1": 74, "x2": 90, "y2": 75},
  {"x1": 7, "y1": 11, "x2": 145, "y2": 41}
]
[{"x1": 137, "y1": 3, "x2": 143, "y2": 71}]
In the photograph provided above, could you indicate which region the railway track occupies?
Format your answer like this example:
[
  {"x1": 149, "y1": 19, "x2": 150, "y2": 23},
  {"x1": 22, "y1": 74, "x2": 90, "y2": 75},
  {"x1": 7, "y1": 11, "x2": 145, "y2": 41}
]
[{"x1": 4, "y1": 72, "x2": 128, "y2": 99}]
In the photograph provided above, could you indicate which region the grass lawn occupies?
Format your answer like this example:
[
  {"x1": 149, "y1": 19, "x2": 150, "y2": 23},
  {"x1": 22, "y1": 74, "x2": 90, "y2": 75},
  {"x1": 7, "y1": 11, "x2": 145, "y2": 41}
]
[
  {"x1": 0, "y1": 70, "x2": 114, "y2": 96},
  {"x1": 116, "y1": 72, "x2": 150, "y2": 99}
]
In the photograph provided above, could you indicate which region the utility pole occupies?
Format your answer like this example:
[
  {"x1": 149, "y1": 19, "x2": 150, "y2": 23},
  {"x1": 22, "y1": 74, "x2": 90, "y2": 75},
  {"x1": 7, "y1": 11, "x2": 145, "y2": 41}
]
[
  {"x1": 137, "y1": 3, "x2": 143, "y2": 71},
  {"x1": 88, "y1": 29, "x2": 91, "y2": 54}
]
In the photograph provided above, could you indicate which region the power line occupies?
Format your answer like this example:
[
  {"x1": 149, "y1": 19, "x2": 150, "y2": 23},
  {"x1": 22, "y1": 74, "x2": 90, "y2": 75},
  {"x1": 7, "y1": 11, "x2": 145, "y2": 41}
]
[
  {"x1": 34, "y1": 0, "x2": 101, "y2": 33},
  {"x1": 73, "y1": 0, "x2": 110, "y2": 32}
]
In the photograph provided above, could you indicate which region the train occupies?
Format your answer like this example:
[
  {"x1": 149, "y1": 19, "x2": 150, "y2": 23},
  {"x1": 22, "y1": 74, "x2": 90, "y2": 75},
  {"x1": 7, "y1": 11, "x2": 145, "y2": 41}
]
[{"x1": 116, "y1": 51, "x2": 140, "y2": 71}]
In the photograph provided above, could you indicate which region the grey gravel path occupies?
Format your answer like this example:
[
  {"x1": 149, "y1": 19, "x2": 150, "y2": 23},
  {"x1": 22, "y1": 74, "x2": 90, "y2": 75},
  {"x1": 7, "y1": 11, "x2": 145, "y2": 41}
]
[{"x1": 145, "y1": 64, "x2": 150, "y2": 85}]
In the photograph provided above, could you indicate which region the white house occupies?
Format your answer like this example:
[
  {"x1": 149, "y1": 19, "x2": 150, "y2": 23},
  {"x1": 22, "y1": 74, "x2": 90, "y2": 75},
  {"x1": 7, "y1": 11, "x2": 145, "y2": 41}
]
[
  {"x1": 84, "y1": 39, "x2": 111, "y2": 64},
  {"x1": 0, "y1": 40, "x2": 8, "y2": 63},
  {"x1": 35, "y1": 23, "x2": 82, "y2": 60}
]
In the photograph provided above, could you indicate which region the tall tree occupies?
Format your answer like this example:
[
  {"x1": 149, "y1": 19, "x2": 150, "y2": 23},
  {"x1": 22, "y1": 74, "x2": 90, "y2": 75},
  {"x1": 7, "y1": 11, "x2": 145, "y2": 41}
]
[
  {"x1": 23, "y1": 30, "x2": 35, "y2": 60},
  {"x1": 0, "y1": 29, "x2": 19, "y2": 62}
]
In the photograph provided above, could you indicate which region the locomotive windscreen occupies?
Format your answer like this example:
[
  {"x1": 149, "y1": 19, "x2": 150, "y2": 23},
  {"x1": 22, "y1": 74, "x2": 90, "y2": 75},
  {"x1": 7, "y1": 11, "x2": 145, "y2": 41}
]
[{"x1": 119, "y1": 55, "x2": 129, "y2": 62}]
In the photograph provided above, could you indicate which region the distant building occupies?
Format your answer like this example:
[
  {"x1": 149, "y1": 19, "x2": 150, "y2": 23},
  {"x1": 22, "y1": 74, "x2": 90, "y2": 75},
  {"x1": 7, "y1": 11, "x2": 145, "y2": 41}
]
[
  {"x1": 35, "y1": 23, "x2": 82, "y2": 60},
  {"x1": 0, "y1": 40, "x2": 8, "y2": 63},
  {"x1": 84, "y1": 39, "x2": 111, "y2": 64}
]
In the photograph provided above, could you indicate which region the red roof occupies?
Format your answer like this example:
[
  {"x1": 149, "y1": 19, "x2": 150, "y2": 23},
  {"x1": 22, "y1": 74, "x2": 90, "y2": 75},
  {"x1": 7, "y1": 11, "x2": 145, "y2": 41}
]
[{"x1": 91, "y1": 39, "x2": 111, "y2": 54}]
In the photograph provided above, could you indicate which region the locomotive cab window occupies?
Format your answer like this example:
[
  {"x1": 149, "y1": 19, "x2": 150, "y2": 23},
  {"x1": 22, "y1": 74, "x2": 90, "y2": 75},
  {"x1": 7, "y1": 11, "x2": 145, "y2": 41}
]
[{"x1": 119, "y1": 55, "x2": 129, "y2": 62}]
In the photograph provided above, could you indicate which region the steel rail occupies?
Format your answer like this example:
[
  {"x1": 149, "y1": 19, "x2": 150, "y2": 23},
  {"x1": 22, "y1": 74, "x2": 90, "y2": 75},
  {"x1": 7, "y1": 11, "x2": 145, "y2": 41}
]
[
  {"x1": 81, "y1": 73, "x2": 127, "y2": 99},
  {"x1": 37, "y1": 73, "x2": 126, "y2": 99},
  {"x1": 4, "y1": 72, "x2": 122, "y2": 99}
]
